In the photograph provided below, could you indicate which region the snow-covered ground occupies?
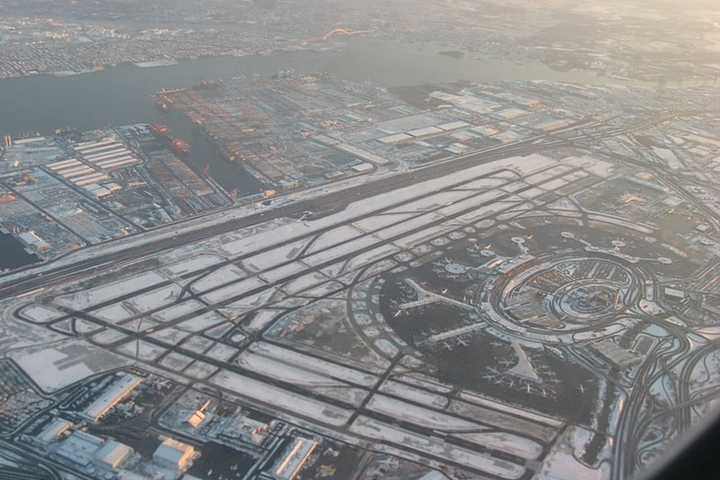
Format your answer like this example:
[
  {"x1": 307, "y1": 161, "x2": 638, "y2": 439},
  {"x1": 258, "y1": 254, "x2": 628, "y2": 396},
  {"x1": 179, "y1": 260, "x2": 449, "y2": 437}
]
[
  {"x1": 54, "y1": 272, "x2": 165, "y2": 310},
  {"x1": 11, "y1": 341, "x2": 131, "y2": 392},
  {"x1": 201, "y1": 276, "x2": 267, "y2": 304},
  {"x1": 451, "y1": 431, "x2": 543, "y2": 460},
  {"x1": 350, "y1": 416, "x2": 526, "y2": 479},
  {"x1": 536, "y1": 426, "x2": 610, "y2": 480},
  {"x1": 152, "y1": 300, "x2": 204, "y2": 322},
  {"x1": 166, "y1": 254, "x2": 225, "y2": 276},
  {"x1": 367, "y1": 394, "x2": 486, "y2": 431},
  {"x1": 18, "y1": 304, "x2": 65, "y2": 324},
  {"x1": 128, "y1": 284, "x2": 181, "y2": 313},
  {"x1": 249, "y1": 341, "x2": 378, "y2": 386},
  {"x1": 379, "y1": 380, "x2": 448, "y2": 408},
  {"x1": 236, "y1": 350, "x2": 351, "y2": 388},
  {"x1": 191, "y1": 264, "x2": 246, "y2": 293},
  {"x1": 210, "y1": 370, "x2": 353, "y2": 427},
  {"x1": 458, "y1": 391, "x2": 563, "y2": 428}
]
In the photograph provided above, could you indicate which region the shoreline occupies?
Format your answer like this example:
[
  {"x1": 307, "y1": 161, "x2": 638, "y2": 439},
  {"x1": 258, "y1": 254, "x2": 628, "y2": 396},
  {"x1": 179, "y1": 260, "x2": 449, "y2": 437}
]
[{"x1": 0, "y1": 46, "x2": 333, "y2": 83}]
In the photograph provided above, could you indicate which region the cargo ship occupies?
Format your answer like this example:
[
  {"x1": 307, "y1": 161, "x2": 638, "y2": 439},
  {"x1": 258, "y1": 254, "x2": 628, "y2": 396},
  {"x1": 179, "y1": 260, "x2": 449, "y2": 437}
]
[
  {"x1": 170, "y1": 138, "x2": 191, "y2": 156},
  {"x1": 150, "y1": 124, "x2": 171, "y2": 137}
]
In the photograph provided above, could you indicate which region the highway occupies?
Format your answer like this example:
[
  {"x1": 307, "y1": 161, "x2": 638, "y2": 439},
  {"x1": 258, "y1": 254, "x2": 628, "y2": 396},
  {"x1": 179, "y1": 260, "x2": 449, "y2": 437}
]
[
  {"x1": 675, "y1": 342, "x2": 720, "y2": 433},
  {"x1": 611, "y1": 317, "x2": 693, "y2": 480}
]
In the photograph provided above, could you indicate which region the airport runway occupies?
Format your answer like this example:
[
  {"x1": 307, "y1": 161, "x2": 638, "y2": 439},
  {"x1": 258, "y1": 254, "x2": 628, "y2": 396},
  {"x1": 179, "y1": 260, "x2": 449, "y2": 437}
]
[{"x1": 0, "y1": 127, "x2": 582, "y2": 299}]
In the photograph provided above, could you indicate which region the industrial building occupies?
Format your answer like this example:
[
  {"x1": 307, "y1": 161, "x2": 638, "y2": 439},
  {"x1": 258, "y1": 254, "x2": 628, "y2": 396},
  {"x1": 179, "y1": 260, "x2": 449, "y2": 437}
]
[
  {"x1": 81, "y1": 373, "x2": 142, "y2": 423},
  {"x1": 45, "y1": 137, "x2": 139, "y2": 198},
  {"x1": 33, "y1": 418, "x2": 73, "y2": 447},
  {"x1": 52, "y1": 430, "x2": 135, "y2": 472},
  {"x1": 351, "y1": 162, "x2": 374, "y2": 173},
  {"x1": 269, "y1": 436, "x2": 318, "y2": 480},
  {"x1": 664, "y1": 287, "x2": 686, "y2": 300},
  {"x1": 46, "y1": 158, "x2": 111, "y2": 189},
  {"x1": 186, "y1": 409, "x2": 207, "y2": 430},
  {"x1": 153, "y1": 437, "x2": 196, "y2": 471},
  {"x1": 95, "y1": 440, "x2": 134, "y2": 470},
  {"x1": 214, "y1": 414, "x2": 273, "y2": 448},
  {"x1": 18, "y1": 230, "x2": 50, "y2": 253},
  {"x1": 73, "y1": 139, "x2": 141, "y2": 171},
  {"x1": 590, "y1": 339, "x2": 643, "y2": 369},
  {"x1": 54, "y1": 430, "x2": 105, "y2": 467},
  {"x1": 185, "y1": 399, "x2": 212, "y2": 429}
]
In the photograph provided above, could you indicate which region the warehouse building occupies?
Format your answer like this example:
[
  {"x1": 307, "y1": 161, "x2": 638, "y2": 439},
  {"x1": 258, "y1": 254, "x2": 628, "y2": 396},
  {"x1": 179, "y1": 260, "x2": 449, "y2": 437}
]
[
  {"x1": 81, "y1": 373, "x2": 142, "y2": 423},
  {"x1": 270, "y1": 436, "x2": 318, "y2": 480},
  {"x1": 153, "y1": 437, "x2": 196, "y2": 471}
]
